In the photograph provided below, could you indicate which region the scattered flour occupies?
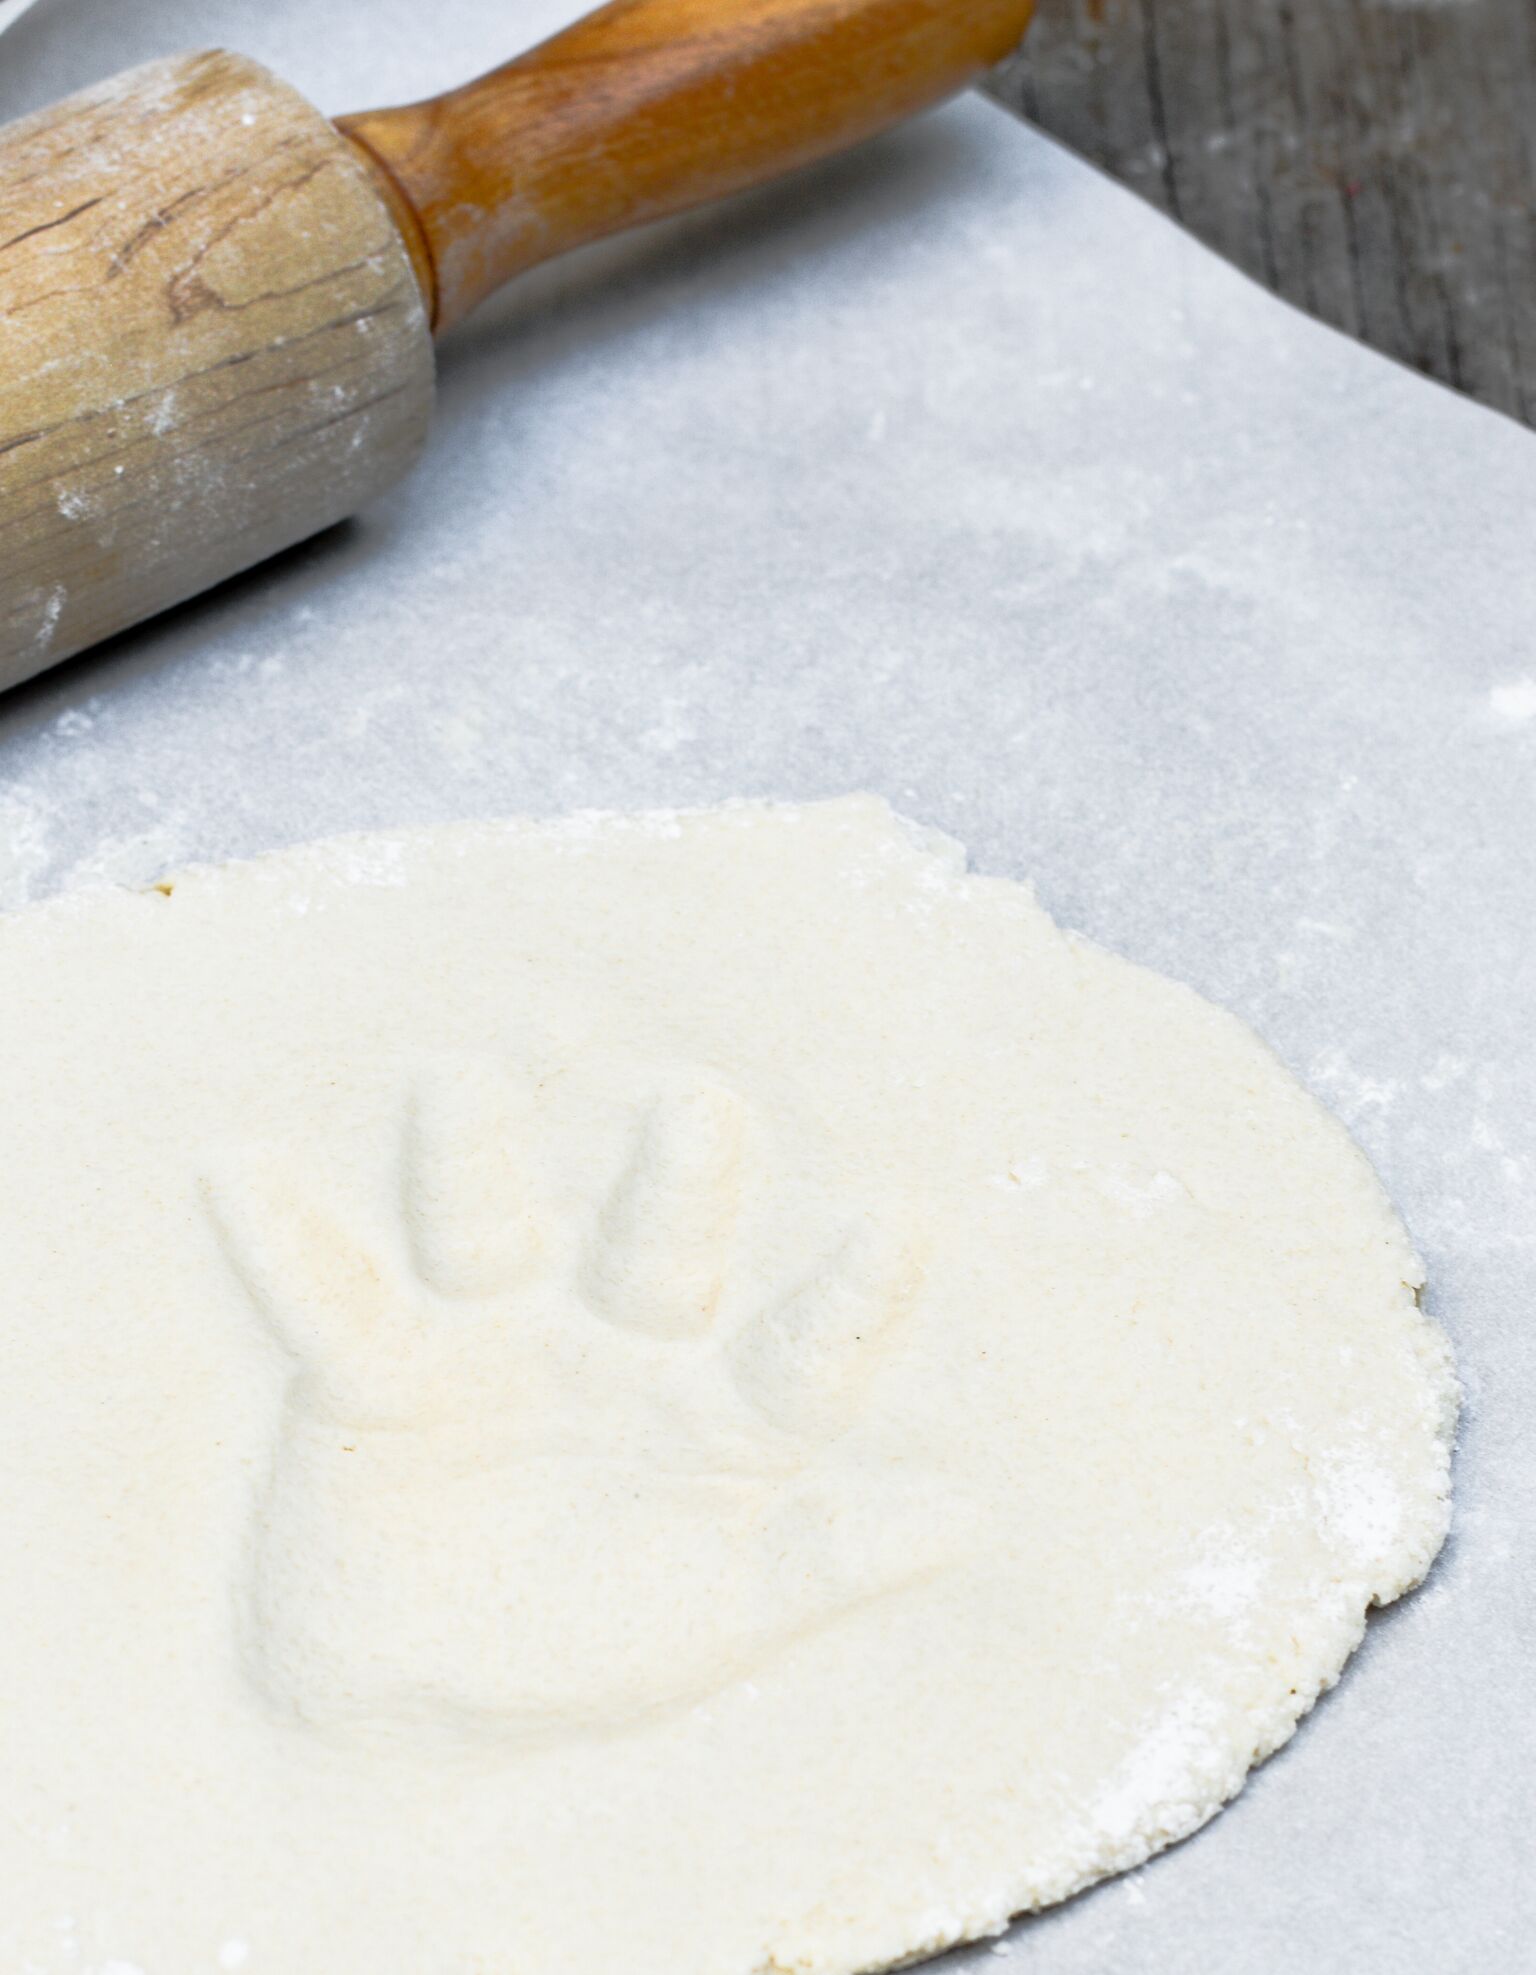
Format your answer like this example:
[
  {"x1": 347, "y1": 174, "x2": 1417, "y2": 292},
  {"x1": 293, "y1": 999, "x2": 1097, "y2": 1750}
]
[
  {"x1": 0, "y1": 788, "x2": 54, "y2": 910},
  {"x1": 63, "y1": 824, "x2": 192, "y2": 894},
  {"x1": 1486, "y1": 677, "x2": 1536, "y2": 728}
]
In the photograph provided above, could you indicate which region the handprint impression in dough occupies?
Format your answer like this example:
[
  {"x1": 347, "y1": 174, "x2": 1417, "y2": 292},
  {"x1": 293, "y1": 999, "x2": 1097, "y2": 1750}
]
[{"x1": 205, "y1": 1065, "x2": 949, "y2": 1748}]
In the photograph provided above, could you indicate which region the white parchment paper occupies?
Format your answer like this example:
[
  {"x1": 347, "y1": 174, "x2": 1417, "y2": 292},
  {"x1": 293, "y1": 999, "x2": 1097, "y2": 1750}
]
[{"x1": 1, "y1": 4, "x2": 1531, "y2": 1970}]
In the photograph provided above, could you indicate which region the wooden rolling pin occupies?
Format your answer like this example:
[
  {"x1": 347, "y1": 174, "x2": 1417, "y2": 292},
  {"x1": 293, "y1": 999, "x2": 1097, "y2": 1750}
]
[{"x1": 0, "y1": 0, "x2": 1034, "y2": 693}]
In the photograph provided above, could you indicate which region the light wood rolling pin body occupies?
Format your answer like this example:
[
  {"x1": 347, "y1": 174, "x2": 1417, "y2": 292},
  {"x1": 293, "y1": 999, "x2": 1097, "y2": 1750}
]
[{"x1": 0, "y1": 0, "x2": 1034, "y2": 693}]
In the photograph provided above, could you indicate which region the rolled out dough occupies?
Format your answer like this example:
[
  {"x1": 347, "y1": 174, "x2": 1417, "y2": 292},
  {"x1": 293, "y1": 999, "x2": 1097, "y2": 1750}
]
[{"x1": 0, "y1": 796, "x2": 1455, "y2": 1974}]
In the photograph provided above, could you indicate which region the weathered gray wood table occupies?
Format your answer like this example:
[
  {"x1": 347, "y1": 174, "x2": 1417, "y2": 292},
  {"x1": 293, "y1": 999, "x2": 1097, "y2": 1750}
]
[{"x1": 992, "y1": 0, "x2": 1536, "y2": 429}]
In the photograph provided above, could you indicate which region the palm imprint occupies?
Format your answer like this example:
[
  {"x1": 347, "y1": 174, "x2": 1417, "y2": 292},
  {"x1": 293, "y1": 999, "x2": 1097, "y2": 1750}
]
[{"x1": 205, "y1": 1062, "x2": 953, "y2": 1748}]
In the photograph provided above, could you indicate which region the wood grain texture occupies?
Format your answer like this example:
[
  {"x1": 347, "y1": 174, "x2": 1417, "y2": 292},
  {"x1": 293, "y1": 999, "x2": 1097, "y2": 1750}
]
[
  {"x1": 990, "y1": 0, "x2": 1536, "y2": 429},
  {"x1": 0, "y1": 51, "x2": 433, "y2": 691},
  {"x1": 339, "y1": 0, "x2": 1038, "y2": 333}
]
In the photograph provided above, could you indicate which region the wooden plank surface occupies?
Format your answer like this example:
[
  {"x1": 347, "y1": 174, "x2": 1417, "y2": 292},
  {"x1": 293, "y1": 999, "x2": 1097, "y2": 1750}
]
[{"x1": 990, "y1": 0, "x2": 1536, "y2": 429}]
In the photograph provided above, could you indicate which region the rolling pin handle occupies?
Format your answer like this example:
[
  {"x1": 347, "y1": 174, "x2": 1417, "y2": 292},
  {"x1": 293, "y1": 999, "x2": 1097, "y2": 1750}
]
[{"x1": 336, "y1": 0, "x2": 1037, "y2": 335}]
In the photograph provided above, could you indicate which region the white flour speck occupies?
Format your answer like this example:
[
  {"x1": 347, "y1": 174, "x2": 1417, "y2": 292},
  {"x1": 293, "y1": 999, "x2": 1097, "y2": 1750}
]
[
  {"x1": 1420, "y1": 1052, "x2": 1468, "y2": 1093},
  {"x1": 638, "y1": 701, "x2": 696, "y2": 755},
  {"x1": 1096, "y1": 1168, "x2": 1190, "y2": 1217},
  {"x1": 218, "y1": 1942, "x2": 252, "y2": 1971},
  {"x1": 1485, "y1": 678, "x2": 1536, "y2": 727},
  {"x1": 1174, "y1": 1548, "x2": 1266, "y2": 1622},
  {"x1": 989, "y1": 1155, "x2": 1048, "y2": 1191},
  {"x1": 63, "y1": 822, "x2": 189, "y2": 894},
  {"x1": 1310, "y1": 1047, "x2": 1400, "y2": 1118},
  {"x1": 1090, "y1": 1689, "x2": 1230, "y2": 1850},
  {"x1": 1313, "y1": 1450, "x2": 1404, "y2": 1565},
  {"x1": 433, "y1": 708, "x2": 486, "y2": 768},
  {"x1": 30, "y1": 585, "x2": 66, "y2": 652},
  {"x1": 0, "y1": 787, "x2": 55, "y2": 909}
]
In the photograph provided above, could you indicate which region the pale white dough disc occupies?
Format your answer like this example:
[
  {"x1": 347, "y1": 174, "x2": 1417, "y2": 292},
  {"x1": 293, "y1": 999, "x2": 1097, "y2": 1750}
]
[{"x1": 0, "y1": 797, "x2": 1454, "y2": 1975}]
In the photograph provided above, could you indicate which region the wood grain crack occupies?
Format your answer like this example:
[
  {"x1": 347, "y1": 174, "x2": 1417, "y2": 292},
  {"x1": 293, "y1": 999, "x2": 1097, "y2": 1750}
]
[{"x1": 0, "y1": 194, "x2": 105, "y2": 257}]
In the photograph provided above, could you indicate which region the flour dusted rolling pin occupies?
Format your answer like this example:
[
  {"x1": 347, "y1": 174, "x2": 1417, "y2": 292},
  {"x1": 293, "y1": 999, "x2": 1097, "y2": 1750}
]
[{"x1": 0, "y1": 0, "x2": 1035, "y2": 692}]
